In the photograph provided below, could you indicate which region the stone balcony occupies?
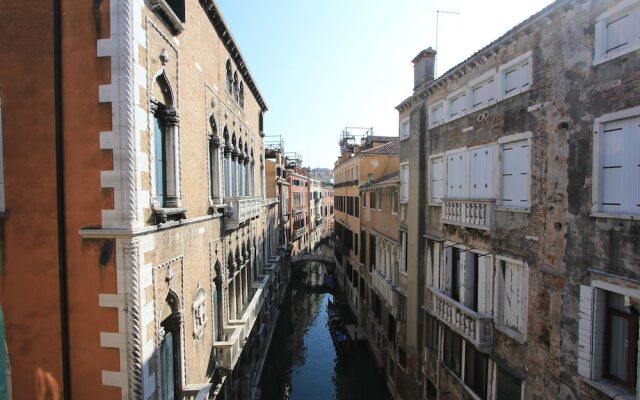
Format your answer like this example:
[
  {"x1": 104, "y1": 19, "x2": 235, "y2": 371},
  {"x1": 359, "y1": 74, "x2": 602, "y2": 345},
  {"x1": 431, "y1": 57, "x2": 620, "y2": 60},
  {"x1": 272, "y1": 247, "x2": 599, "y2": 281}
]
[
  {"x1": 293, "y1": 227, "x2": 306, "y2": 239},
  {"x1": 224, "y1": 196, "x2": 261, "y2": 230},
  {"x1": 213, "y1": 274, "x2": 270, "y2": 370},
  {"x1": 371, "y1": 270, "x2": 396, "y2": 312},
  {"x1": 429, "y1": 287, "x2": 493, "y2": 350},
  {"x1": 441, "y1": 198, "x2": 495, "y2": 232},
  {"x1": 294, "y1": 205, "x2": 305, "y2": 215}
]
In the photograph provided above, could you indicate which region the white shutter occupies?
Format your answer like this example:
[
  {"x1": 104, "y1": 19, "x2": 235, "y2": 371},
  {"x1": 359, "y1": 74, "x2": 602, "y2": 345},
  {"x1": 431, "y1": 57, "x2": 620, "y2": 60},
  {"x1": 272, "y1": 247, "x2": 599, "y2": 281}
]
[
  {"x1": 431, "y1": 103, "x2": 444, "y2": 125},
  {"x1": 632, "y1": 118, "x2": 640, "y2": 213},
  {"x1": 401, "y1": 164, "x2": 409, "y2": 202},
  {"x1": 606, "y1": 13, "x2": 632, "y2": 54},
  {"x1": 434, "y1": 243, "x2": 441, "y2": 290},
  {"x1": 443, "y1": 246, "x2": 452, "y2": 295},
  {"x1": 577, "y1": 285, "x2": 594, "y2": 379},
  {"x1": 502, "y1": 140, "x2": 529, "y2": 207},
  {"x1": 431, "y1": 157, "x2": 444, "y2": 203},
  {"x1": 449, "y1": 93, "x2": 466, "y2": 118},
  {"x1": 477, "y1": 255, "x2": 489, "y2": 314},
  {"x1": 472, "y1": 78, "x2": 495, "y2": 109},
  {"x1": 447, "y1": 151, "x2": 467, "y2": 198},
  {"x1": 463, "y1": 252, "x2": 475, "y2": 309},
  {"x1": 504, "y1": 61, "x2": 530, "y2": 95},
  {"x1": 470, "y1": 146, "x2": 494, "y2": 199}
]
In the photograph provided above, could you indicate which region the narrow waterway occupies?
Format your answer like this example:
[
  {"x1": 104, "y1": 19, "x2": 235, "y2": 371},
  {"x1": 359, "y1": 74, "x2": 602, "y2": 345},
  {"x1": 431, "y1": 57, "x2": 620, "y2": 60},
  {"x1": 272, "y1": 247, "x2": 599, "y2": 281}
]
[{"x1": 259, "y1": 243, "x2": 390, "y2": 400}]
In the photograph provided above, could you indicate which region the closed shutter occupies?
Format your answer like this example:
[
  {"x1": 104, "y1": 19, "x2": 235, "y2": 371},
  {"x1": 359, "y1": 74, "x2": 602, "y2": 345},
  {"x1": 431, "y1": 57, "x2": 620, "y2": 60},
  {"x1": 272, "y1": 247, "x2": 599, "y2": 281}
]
[
  {"x1": 504, "y1": 61, "x2": 530, "y2": 95},
  {"x1": 602, "y1": 117, "x2": 640, "y2": 214},
  {"x1": 447, "y1": 151, "x2": 467, "y2": 198},
  {"x1": 577, "y1": 285, "x2": 594, "y2": 379},
  {"x1": 449, "y1": 93, "x2": 466, "y2": 118},
  {"x1": 431, "y1": 157, "x2": 444, "y2": 203},
  {"x1": 401, "y1": 165, "x2": 409, "y2": 202},
  {"x1": 472, "y1": 78, "x2": 495, "y2": 109},
  {"x1": 470, "y1": 145, "x2": 494, "y2": 199},
  {"x1": 432, "y1": 104, "x2": 444, "y2": 125},
  {"x1": 606, "y1": 12, "x2": 632, "y2": 54},
  {"x1": 502, "y1": 140, "x2": 529, "y2": 207}
]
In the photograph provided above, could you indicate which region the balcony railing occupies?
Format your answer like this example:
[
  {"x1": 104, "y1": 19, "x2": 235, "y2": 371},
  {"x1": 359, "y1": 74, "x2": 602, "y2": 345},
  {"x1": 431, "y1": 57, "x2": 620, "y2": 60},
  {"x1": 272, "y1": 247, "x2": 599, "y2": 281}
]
[
  {"x1": 429, "y1": 287, "x2": 492, "y2": 350},
  {"x1": 371, "y1": 270, "x2": 396, "y2": 312},
  {"x1": 441, "y1": 198, "x2": 495, "y2": 232},
  {"x1": 213, "y1": 274, "x2": 270, "y2": 370},
  {"x1": 294, "y1": 227, "x2": 306, "y2": 239},
  {"x1": 294, "y1": 205, "x2": 304, "y2": 215},
  {"x1": 224, "y1": 196, "x2": 261, "y2": 230}
]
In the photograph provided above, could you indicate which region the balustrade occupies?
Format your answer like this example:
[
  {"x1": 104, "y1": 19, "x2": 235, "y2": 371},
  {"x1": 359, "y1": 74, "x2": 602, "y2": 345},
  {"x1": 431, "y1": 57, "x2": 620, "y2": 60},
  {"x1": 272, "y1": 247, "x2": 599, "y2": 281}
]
[{"x1": 441, "y1": 198, "x2": 495, "y2": 232}]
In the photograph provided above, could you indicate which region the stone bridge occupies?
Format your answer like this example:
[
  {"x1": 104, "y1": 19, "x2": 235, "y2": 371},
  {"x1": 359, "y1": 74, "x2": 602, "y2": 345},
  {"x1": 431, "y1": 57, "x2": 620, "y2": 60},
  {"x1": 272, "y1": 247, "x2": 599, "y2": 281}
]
[{"x1": 291, "y1": 253, "x2": 335, "y2": 265}]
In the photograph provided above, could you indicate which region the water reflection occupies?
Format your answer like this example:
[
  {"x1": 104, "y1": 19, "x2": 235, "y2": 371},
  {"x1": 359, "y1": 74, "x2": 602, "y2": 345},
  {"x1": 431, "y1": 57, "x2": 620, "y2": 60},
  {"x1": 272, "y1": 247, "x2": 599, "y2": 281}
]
[{"x1": 260, "y1": 244, "x2": 390, "y2": 400}]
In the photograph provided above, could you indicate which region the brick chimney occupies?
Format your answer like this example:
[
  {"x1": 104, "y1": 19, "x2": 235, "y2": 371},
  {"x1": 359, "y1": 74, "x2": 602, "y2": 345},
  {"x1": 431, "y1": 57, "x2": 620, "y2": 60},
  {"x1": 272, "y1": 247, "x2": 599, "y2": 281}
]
[{"x1": 412, "y1": 47, "x2": 436, "y2": 93}]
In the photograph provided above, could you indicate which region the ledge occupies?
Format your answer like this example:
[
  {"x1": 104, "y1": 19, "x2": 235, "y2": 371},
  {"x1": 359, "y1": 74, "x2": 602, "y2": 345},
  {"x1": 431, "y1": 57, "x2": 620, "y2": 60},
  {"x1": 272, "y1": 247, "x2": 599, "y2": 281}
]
[{"x1": 583, "y1": 378, "x2": 636, "y2": 400}]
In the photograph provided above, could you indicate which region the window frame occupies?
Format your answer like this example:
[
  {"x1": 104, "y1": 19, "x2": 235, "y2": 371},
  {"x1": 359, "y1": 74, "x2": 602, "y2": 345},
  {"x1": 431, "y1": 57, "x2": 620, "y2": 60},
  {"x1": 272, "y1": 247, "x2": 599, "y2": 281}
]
[
  {"x1": 446, "y1": 87, "x2": 467, "y2": 121},
  {"x1": 591, "y1": 106, "x2": 640, "y2": 220},
  {"x1": 468, "y1": 69, "x2": 498, "y2": 112},
  {"x1": 400, "y1": 162, "x2": 410, "y2": 204},
  {"x1": 429, "y1": 153, "x2": 445, "y2": 206},
  {"x1": 497, "y1": 132, "x2": 532, "y2": 211},
  {"x1": 429, "y1": 101, "x2": 446, "y2": 128},
  {"x1": 593, "y1": 0, "x2": 640, "y2": 66},
  {"x1": 399, "y1": 117, "x2": 411, "y2": 141},
  {"x1": 498, "y1": 51, "x2": 532, "y2": 101}
]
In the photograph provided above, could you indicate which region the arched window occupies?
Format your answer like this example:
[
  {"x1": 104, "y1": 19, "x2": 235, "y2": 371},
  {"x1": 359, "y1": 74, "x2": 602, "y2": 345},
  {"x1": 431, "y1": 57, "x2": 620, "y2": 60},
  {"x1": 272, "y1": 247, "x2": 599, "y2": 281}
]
[
  {"x1": 243, "y1": 143, "x2": 250, "y2": 197},
  {"x1": 233, "y1": 72, "x2": 239, "y2": 103},
  {"x1": 159, "y1": 291, "x2": 182, "y2": 399},
  {"x1": 239, "y1": 82, "x2": 244, "y2": 109},
  {"x1": 213, "y1": 262, "x2": 224, "y2": 342},
  {"x1": 152, "y1": 72, "x2": 181, "y2": 210},
  {"x1": 223, "y1": 128, "x2": 231, "y2": 198},
  {"x1": 231, "y1": 133, "x2": 238, "y2": 197},
  {"x1": 192, "y1": 286, "x2": 206, "y2": 340},
  {"x1": 208, "y1": 116, "x2": 220, "y2": 201},
  {"x1": 226, "y1": 60, "x2": 233, "y2": 95},
  {"x1": 238, "y1": 138, "x2": 244, "y2": 197}
]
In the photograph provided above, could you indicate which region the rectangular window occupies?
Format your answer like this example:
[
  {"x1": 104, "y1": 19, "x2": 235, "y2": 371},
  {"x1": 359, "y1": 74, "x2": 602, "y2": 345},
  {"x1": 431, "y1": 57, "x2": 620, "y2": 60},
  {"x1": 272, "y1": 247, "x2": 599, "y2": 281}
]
[
  {"x1": 362, "y1": 192, "x2": 367, "y2": 208},
  {"x1": 599, "y1": 116, "x2": 640, "y2": 214},
  {"x1": 448, "y1": 92, "x2": 466, "y2": 119},
  {"x1": 354, "y1": 232, "x2": 359, "y2": 256},
  {"x1": 430, "y1": 102, "x2": 445, "y2": 127},
  {"x1": 401, "y1": 231, "x2": 407, "y2": 273},
  {"x1": 360, "y1": 230, "x2": 366, "y2": 264},
  {"x1": 443, "y1": 327, "x2": 462, "y2": 377},
  {"x1": 400, "y1": 164, "x2": 409, "y2": 203},
  {"x1": 496, "y1": 366, "x2": 522, "y2": 400},
  {"x1": 370, "y1": 191, "x2": 376, "y2": 209},
  {"x1": 446, "y1": 151, "x2": 466, "y2": 199},
  {"x1": 400, "y1": 118, "x2": 410, "y2": 140},
  {"x1": 464, "y1": 344, "x2": 488, "y2": 399},
  {"x1": 496, "y1": 259, "x2": 528, "y2": 339},
  {"x1": 391, "y1": 192, "x2": 398, "y2": 214},
  {"x1": 369, "y1": 234, "x2": 376, "y2": 270},
  {"x1": 604, "y1": 292, "x2": 638, "y2": 389},
  {"x1": 376, "y1": 191, "x2": 382, "y2": 210},
  {"x1": 469, "y1": 145, "x2": 494, "y2": 199},
  {"x1": 426, "y1": 314, "x2": 438, "y2": 351},
  {"x1": 430, "y1": 156, "x2": 444, "y2": 203},
  {"x1": 501, "y1": 139, "x2": 530, "y2": 208},
  {"x1": 471, "y1": 77, "x2": 495, "y2": 109},
  {"x1": 355, "y1": 196, "x2": 359, "y2": 217}
]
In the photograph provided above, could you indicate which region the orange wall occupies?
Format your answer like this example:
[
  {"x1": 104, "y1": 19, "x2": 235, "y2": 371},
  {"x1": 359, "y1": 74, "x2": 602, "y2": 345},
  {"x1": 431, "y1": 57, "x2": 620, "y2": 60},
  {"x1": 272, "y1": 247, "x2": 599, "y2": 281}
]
[{"x1": 0, "y1": 1, "x2": 64, "y2": 398}]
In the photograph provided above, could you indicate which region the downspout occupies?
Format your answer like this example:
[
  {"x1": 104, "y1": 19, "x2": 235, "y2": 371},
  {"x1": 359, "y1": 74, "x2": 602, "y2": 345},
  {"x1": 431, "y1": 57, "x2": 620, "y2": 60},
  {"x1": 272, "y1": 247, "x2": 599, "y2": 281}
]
[{"x1": 53, "y1": 0, "x2": 72, "y2": 397}]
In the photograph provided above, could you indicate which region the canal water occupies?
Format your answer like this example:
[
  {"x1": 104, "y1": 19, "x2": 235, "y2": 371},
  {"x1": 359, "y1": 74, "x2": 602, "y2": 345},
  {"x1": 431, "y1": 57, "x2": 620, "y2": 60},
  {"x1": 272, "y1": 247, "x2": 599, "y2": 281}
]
[{"x1": 259, "y1": 243, "x2": 390, "y2": 400}]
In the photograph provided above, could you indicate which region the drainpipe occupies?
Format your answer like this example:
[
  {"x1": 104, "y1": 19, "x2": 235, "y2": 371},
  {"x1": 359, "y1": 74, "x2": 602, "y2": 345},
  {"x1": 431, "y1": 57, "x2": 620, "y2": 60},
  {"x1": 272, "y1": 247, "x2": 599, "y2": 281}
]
[{"x1": 53, "y1": 0, "x2": 72, "y2": 397}]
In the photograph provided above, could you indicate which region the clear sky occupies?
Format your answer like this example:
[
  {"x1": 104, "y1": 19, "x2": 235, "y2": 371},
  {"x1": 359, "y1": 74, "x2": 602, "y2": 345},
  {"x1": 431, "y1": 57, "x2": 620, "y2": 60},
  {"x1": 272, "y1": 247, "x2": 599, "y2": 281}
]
[{"x1": 217, "y1": 0, "x2": 554, "y2": 170}]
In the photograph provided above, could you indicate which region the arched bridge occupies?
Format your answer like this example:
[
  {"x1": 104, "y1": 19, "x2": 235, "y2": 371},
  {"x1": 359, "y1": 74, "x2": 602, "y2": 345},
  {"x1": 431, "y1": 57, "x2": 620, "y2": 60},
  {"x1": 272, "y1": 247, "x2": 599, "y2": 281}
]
[{"x1": 291, "y1": 254, "x2": 335, "y2": 265}]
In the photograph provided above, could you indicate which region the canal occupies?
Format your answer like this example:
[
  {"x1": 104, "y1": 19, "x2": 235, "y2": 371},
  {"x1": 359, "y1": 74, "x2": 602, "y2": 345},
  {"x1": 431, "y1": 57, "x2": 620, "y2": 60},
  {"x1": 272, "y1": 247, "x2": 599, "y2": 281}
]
[{"x1": 259, "y1": 243, "x2": 390, "y2": 400}]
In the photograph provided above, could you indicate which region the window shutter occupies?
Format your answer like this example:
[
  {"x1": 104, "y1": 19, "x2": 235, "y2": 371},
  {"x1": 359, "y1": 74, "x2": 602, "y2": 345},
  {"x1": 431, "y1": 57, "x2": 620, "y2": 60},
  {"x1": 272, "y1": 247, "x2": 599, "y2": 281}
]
[
  {"x1": 431, "y1": 157, "x2": 444, "y2": 203},
  {"x1": 606, "y1": 13, "x2": 632, "y2": 54},
  {"x1": 470, "y1": 146, "x2": 494, "y2": 199},
  {"x1": 401, "y1": 165, "x2": 409, "y2": 202},
  {"x1": 433, "y1": 243, "x2": 441, "y2": 290},
  {"x1": 444, "y1": 247, "x2": 452, "y2": 295},
  {"x1": 477, "y1": 255, "x2": 489, "y2": 314},
  {"x1": 602, "y1": 118, "x2": 640, "y2": 214},
  {"x1": 472, "y1": 78, "x2": 495, "y2": 109},
  {"x1": 502, "y1": 140, "x2": 529, "y2": 207},
  {"x1": 578, "y1": 285, "x2": 594, "y2": 379},
  {"x1": 447, "y1": 151, "x2": 467, "y2": 198},
  {"x1": 463, "y1": 252, "x2": 475, "y2": 309}
]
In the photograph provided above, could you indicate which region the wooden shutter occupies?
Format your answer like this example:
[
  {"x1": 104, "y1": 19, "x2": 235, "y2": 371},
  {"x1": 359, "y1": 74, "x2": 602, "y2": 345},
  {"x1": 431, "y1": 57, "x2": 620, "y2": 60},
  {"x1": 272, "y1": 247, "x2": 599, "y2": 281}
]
[
  {"x1": 472, "y1": 78, "x2": 495, "y2": 109},
  {"x1": 606, "y1": 13, "x2": 632, "y2": 54},
  {"x1": 602, "y1": 117, "x2": 640, "y2": 214},
  {"x1": 431, "y1": 157, "x2": 444, "y2": 203},
  {"x1": 401, "y1": 165, "x2": 409, "y2": 202},
  {"x1": 443, "y1": 246, "x2": 452, "y2": 295},
  {"x1": 433, "y1": 242, "x2": 441, "y2": 290},
  {"x1": 477, "y1": 255, "x2": 489, "y2": 314},
  {"x1": 502, "y1": 140, "x2": 529, "y2": 207},
  {"x1": 447, "y1": 151, "x2": 467, "y2": 198},
  {"x1": 449, "y1": 93, "x2": 466, "y2": 118},
  {"x1": 463, "y1": 252, "x2": 475, "y2": 309},
  {"x1": 578, "y1": 285, "x2": 594, "y2": 379},
  {"x1": 470, "y1": 146, "x2": 494, "y2": 199}
]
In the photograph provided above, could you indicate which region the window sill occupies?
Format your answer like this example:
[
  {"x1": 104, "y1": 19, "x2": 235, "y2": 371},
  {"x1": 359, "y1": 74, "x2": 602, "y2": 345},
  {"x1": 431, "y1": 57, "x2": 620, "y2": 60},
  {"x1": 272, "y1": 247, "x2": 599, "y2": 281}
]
[
  {"x1": 428, "y1": 202, "x2": 442, "y2": 207},
  {"x1": 154, "y1": 207, "x2": 187, "y2": 224},
  {"x1": 495, "y1": 324, "x2": 526, "y2": 345},
  {"x1": 594, "y1": 43, "x2": 640, "y2": 66},
  {"x1": 590, "y1": 211, "x2": 639, "y2": 221},
  {"x1": 584, "y1": 378, "x2": 636, "y2": 400},
  {"x1": 495, "y1": 206, "x2": 530, "y2": 214}
]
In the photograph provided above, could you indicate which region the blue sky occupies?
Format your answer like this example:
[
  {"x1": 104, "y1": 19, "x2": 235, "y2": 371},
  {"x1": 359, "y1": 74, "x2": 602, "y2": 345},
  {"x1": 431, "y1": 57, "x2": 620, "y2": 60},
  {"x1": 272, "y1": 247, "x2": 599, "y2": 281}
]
[{"x1": 217, "y1": 0, "x2": 554, "y2": 169}]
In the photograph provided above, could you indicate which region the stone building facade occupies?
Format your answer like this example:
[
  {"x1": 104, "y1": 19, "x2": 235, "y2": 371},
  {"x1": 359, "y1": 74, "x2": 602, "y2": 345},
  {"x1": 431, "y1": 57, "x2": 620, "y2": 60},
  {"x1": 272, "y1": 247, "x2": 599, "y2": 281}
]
[
  {"x1": 396, "y1": 0, "x2": 640, "y2": 399},
  {"x1": 0, "y1": 0, "x2": 289, "y2": 399},
  {"x1": 287, "y1": 168, "x2": 310, "y2": 256}
]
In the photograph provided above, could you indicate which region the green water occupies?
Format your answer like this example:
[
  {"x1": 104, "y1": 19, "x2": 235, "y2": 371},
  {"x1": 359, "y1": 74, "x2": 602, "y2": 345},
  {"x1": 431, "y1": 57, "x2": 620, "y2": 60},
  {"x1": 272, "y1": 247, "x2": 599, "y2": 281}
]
[{"x1": 259, "y1": 245, "x2": 390, "y2": 400}]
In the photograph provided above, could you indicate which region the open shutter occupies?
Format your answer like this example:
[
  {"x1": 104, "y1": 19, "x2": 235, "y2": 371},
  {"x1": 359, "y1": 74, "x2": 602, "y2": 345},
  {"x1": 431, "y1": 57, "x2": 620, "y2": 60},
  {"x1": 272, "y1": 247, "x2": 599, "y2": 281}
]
[
  {"x1": 477, "y1": 256, "x2": 489, "y2": 314},
  {"x1": 443, "y1": 247, "x2": 452, "y2": 295},
  {"x1": 578, "y1": 285, "x2": 594, "y2": 379},
  {"x1": 431, "y1": 157, "x2": 444, "y2": 203},
  {"x1": 463, "y1": 252, "x2": 475, "y2": 309},
  {"x1": 433, "y1": 243, "x2": 441, "y2": 290}
]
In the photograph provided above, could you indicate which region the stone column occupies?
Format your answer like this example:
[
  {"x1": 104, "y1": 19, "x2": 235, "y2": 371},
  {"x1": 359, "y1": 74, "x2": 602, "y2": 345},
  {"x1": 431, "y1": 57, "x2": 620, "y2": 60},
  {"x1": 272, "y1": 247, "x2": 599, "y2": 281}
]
[{"x1": 162, "y1": 108, "x2": 181, "y2": 208}]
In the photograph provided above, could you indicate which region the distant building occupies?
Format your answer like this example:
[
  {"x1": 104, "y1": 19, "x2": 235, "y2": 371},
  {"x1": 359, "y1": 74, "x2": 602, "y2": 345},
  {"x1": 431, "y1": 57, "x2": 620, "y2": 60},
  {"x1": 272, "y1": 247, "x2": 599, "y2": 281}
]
[{"x1": 310, "y1": 167, "x2": 334, "y2": 184}]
